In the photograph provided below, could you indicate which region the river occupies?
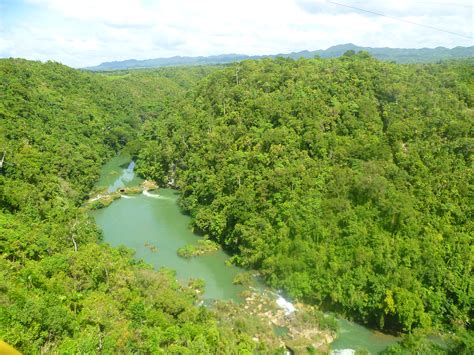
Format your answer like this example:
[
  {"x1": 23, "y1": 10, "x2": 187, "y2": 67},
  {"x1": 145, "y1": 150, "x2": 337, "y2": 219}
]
[{"x1": 91, "y1": 155, "x2": 399, "y2": 354}]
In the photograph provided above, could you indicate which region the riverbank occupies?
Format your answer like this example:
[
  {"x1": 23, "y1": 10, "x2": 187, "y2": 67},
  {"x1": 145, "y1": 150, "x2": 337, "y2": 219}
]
[
  {"x1": 240, "y1": 290, "x2": 337, "y2": 353},
  {"x1": 85, "y1": 179, "x2": 158, "y2": 209},
  {"x1": 90, "y1": 156, "x2": 401, "y2": 353}
]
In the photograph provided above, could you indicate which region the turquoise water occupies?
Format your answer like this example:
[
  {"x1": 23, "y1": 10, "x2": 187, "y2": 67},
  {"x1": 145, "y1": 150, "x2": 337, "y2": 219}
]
[
  {"x1": 91, "y1": 157, "x2": 400, "y2": 353},
  {"x1": 92, "y1": 187, "x2": 245, "y2": 300},
  {"x1": 331, "y1": 318, "x2": 399, "y2": 354}
]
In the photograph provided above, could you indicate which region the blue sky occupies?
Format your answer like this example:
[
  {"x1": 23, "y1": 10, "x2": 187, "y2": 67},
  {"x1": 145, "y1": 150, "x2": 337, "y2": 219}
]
[{"x1": 0, "y1": 0, "x2": 472, "y2": 67}]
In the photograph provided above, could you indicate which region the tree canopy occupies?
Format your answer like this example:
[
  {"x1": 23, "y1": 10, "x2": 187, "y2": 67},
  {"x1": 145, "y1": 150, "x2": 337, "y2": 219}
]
[
  {"x1": 0, "y1": 54, "x2": 472, "y2": 353},
  {"x1": 0, "y1": 59, "x2": 266, "y2": 353},
  {"x1": 136, "y1": 54, "x2": 473, "y2": 336}
]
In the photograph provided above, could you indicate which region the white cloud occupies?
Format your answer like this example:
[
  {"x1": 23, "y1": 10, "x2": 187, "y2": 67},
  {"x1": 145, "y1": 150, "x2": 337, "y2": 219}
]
[
  {"x1": 1, "y1": 0, "x2": 472, "y2": 67},
  {"x1": 26, "y1": 0, "x2": 154, "y2": 27}
]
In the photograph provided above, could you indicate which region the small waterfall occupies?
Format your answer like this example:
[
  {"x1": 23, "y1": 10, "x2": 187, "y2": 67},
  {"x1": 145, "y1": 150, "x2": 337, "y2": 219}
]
[
  {"x1": 121, "y1": 161, "x2": 136, "y2": 183},
  {"x1": 142, "y1": 190, "x2": 174, "y2": 201},
  {"x1": 331, "y1": 350, "x2": 355, "y2": 355},
  {"x1": 108, "y1": 160, "x2": 136, "y2": 193},
  {"x1": 143, "y1": 190, "x2": 161, "y2": 198},
  {"x1": 127, "y1": 161, "x2": 136, "y2": 172},
  {"x1": 276, "y1": 295, "x2": 296, "y2": 315}
]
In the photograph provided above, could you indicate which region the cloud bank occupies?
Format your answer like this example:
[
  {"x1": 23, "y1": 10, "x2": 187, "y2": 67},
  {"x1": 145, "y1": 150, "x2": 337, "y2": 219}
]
[{"x1": 0, "y1": 0, "x2": 472, "y2": 67}]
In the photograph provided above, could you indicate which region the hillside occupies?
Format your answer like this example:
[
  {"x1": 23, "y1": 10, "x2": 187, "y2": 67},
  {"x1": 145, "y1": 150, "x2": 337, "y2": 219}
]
[
  {"x1": 86, "y1": 43, "x2": 474, "y2": 71},
  {"x1": 0, "y1": 55, "x2": 472, "y2": 353},
  {"x1": 134, "y1": 54, "x2": 473, "y2": 344},
  {"x1": 0, "y1": 59, "x2": 271, "y2": 353}
]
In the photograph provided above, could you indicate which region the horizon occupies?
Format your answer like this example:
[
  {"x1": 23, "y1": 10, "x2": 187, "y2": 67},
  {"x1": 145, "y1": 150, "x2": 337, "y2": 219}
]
[
  {"x1": 1, "y1": 0, "x2": 473, "y2": 68},
  {"x1": 2, "y1": 42, "x2": 472, "y2": 69},
  {"x1": 93, "y1": 42, "x2": 471, "y2": 61}
]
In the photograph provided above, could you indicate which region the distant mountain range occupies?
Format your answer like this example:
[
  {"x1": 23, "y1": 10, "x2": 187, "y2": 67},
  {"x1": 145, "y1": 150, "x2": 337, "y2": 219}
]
[{"x1": 86, "y1": 43, "x2": 474, "y2": 71}]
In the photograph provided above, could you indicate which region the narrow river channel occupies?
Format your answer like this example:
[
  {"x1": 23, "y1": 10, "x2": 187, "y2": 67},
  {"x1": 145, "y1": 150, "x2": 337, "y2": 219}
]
[{"x1": 91, "y1": 155, "x2": 399, "y2": 354}]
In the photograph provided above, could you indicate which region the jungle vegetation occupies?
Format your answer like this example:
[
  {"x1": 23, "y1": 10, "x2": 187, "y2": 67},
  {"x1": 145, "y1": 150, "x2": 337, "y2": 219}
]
[
  {"x1": 135, "y1": 54, "x2": 473, "y2": 349},
  {"x1": 0, "y1": 53, "x2": 472, "y2": 353},
  {"x1": 0, "y1": 59, "x2": 271, "y2": 353}
]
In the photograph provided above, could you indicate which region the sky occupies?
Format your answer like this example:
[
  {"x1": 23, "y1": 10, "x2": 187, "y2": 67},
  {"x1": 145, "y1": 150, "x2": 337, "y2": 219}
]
[{"x1": 0, "y1": 0, "x2": 472, "y2": 68}]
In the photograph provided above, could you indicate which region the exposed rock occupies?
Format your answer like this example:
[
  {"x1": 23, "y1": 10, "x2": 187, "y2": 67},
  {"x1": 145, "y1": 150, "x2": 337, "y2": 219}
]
[
  {"x1": 232, "y1": 290, "x2": 336, "y2": 353},
  {"x1": 142, "y1": 180, "x2": 158, "y2": 191},
  {"x1": 84, "y1": 186, "x2": 143, "y2": 210}
]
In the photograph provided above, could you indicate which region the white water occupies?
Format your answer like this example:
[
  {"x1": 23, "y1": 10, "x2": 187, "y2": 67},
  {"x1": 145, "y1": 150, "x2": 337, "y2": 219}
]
[
  {"x1": 143, "y1": 190, "x2": 161, "y2": 198},
  {"x1": 142, "y1": 190, "x2": 174, "y2": 201},
  {"x1": 276, "y1": 295, "x2": 296, "y2": 315},
  {"x1": 108, "y1": 160, "x2": 137, "y2": 193},
  {"x1": 121, "y1": 195, "x2": 135, "y2": 199},
  {"x1": 331, "y1": 350, "x2": 355, "y2": 355}
]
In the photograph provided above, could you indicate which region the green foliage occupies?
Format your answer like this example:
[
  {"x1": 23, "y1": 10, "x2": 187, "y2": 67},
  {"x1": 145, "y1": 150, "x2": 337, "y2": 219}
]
[
  {"x1": 136, "y1": 55, "x2": 473, "y2": 335},
  {"x1": 1, "y1": 54, "x2": 472, "y2": 352},
  {"x1": 0, "y1": 59, "x2": 263, "y2": 353},
  {"x1": 232, "y1": 272, "x2": 254, "y2": 286},
  {"x1": 382, "y1": 330, "x2": 451, "y2": 354},
  {"x1": 177, "y1": 239, "x2": 220, "y2": 258}
]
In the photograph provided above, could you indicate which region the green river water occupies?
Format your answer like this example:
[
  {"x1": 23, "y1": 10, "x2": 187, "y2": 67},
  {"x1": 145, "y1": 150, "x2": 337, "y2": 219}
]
[{"x1": 91, "y1": 155, "x2": 399, "y2": 354}]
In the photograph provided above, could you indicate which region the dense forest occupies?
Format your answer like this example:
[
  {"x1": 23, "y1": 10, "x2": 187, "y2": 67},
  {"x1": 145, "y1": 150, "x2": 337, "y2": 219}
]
[
  {"x1": 134, "y1": 54, "x2": 473, "y2": 349},
  {"x1": 0, "y1": 54, "x2": 472, "y2": 353},
  {"x1": 0, "y1": 59, "x2": 275, "y2": 353}
]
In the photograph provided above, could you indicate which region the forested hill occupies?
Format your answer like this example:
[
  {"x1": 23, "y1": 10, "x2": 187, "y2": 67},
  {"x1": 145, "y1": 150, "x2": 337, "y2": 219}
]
[
  {"x1": 0, "y1": 59, "x2": 268, "y2": 353},
  {"x1": 86, "y1": 43, "x2": 474, "y2": 71},
  {"x1": 135, "y1": 54, "x2": 473, "y2": 348},
  {"x1": 0, "y1": 54, "x2": 473, "y2": 353}
]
